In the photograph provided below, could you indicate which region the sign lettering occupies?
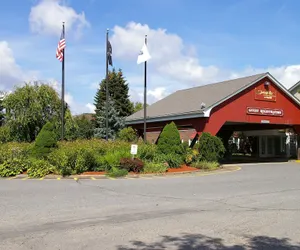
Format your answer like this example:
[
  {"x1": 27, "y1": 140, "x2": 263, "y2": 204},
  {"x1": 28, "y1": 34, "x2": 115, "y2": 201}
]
[
  {"x1": 247, "y1": 107, "x2": 283, "y2": 117},
  {"x1": 255, "y1": 88, "x2": 276, "y2": 102}
]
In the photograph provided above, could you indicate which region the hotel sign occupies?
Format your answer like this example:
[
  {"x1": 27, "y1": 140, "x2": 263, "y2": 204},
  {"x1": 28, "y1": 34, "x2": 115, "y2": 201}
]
[
  {"x1": 247, "y1": 107, "x2": 283, "y2": 117},
  {"x1": 255, "y1": 88, "x2": 276, "y2": 102}
]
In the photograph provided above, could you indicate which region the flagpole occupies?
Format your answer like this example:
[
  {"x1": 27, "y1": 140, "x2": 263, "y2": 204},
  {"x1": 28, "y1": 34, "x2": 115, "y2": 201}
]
[
  {"x1": 143, "y1": 35, "x2": 147, "y2": 143},
  {"x1": 61, "y1": 22, "x2": 65, "y2": 141},
  {"x1": 105, "y1": 28, "x2": 109, "y2": 141}
]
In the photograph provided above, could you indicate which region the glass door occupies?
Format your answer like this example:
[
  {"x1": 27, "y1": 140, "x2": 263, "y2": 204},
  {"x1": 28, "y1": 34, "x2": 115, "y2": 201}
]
[{"x1": 260, "y1": 136, "x2": 275, "y2": 157}]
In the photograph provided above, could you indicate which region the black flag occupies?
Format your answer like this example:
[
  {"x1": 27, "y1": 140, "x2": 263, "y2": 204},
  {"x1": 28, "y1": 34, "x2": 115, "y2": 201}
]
[{"x1": 107, "y1": 40, "x2": 113, "y2": 66}]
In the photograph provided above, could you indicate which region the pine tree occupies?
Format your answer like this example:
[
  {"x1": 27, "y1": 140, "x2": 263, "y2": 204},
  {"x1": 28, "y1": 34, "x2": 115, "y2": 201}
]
[
  {"x1": 94, "y1": 98, "x2": 125, "y2": 140},
  {"x1": 94, "y1": 68, "x2": 133, "y2": 119},
  {"x1": 0, "y1": 92, "x2": 4, "y2": 126}
]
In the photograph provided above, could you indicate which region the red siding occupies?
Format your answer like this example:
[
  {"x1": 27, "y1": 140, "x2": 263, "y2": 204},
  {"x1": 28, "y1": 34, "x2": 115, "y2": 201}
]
[
  {"x1": 131, "y1": 76, "x2": 300, "y2": 139},
  {"x1": 205, "y1": 77, "x2": 300, "y2": 135}
]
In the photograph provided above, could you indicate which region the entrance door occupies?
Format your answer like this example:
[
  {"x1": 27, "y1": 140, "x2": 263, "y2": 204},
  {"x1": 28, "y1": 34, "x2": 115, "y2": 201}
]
[{"x1": 259, "y1": 136, "x2": 275, "y2": 157}]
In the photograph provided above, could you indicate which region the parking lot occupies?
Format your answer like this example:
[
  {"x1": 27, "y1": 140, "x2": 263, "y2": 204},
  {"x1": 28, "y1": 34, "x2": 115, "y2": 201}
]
[{"x1": 1, "y1": 162, "x2": 300, "y2": 249}]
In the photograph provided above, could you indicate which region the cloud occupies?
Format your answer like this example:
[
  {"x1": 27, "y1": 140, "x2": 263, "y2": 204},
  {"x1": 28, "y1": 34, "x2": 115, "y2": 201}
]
[
  {"x1": 229, "y1": 65, "x2": 300, "y2": 89},
  {"x1": 85, "y1": 103, "x2": 96, "y2": 113},
  {"x1": 49, "y1": 79, "x2": 94, "y2": 114},
  {"x1": 111, "y1": 22, "x2": 223, "y2": 85},
  {"x1": 111, "y1": 22, "x2": 300, "y2": 105},
  {"x1": 29, "y1": 0, "x2": 89, "y2": 37},
  {"x1": 0, "y1": 41, "x2": 38, "y2": 91}
]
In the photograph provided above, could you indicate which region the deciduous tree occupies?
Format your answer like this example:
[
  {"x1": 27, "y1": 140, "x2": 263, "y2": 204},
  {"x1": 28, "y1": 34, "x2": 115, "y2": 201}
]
[{"x1": 3, "y1": 83, "x2": 61, "y2": 142}]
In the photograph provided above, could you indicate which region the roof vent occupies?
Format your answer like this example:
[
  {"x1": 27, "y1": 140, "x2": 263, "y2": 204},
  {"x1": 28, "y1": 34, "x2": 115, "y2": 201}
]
[{"x1": 200, "y1": 102, "x2": 206, "y2": 109}]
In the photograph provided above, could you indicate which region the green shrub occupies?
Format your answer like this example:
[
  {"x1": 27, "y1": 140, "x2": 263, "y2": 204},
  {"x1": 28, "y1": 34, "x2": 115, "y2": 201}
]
[
  {"x1": 157, "y1": 122, "x2": 182, "y2": 155},
  {"x1": 163, "y1": 153, "x2": 183, "y2": 168},
  {"x1": 120, "y1": 158, "x2": 144, "y2": 173},
  {"x1": 117, "y1": 127, "x2": 138, "y2": 142},
  {"x1": 27, "y1": 159, "x2": 56, "y2": 178},
  {"x1": 143, "y1": 162, "x2": 167, "y2": 174},
  {"x1": 47, "y1": 139, "x2": 132, "y2": 175},
  {"x1": 107, "y1": 167, "x2": 128, "y2": 178},
  {"x1": 102, "y1": 149, "x2": 131, "y2": 171},
  {"x1": 152, "y1": 153, "x2": 183, "y2": 168},
  {"x1": 47, "y1": 149, "x2": 72, "y2": 176},
  {"x1": 137, "y1": 143, "x2": 157, "y2": 161},
  {"x1": 179, "y1": 142, "x2": 199, "y2": 165},
  {"x1": 0, "y1": 142, "x2": 32, "y2": 164},
  {"x1": 0, "y1": 126, "x2": 12, "y2": 143},
  {"x1": 0, "y1": 158, "x2": 30, "y2": 177},
  {"x1": 32, "y1": 122, "x2": 58, "y2": 158},
  {"x1": 191, "y1": 161, "x2": 219, "y2": 170},
  {"x1": 198, "y1": 132, "x2": 225, "y2": 162}
]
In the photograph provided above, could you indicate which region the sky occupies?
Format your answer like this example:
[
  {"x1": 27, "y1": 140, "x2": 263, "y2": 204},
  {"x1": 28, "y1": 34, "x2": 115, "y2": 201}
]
[{"x1": 1, "y1": 0, "x2": 300, "y2": 114}]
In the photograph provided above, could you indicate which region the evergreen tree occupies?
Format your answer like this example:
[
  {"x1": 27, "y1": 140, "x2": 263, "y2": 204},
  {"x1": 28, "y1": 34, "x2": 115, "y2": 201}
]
[
  {"x1": 0, "y1": 92, "x2": 4, "y2": 126},
  {"x1": 32, "y1": 122, "x2": 58, "y2": 158},
  {"x1": 94, "y1": 68, "x2": 133, "y2": 119},
  {"x1": 157, "y1": 122, "x2": 182, "y2": 155},
  {"x1": 94, "y1": 98, "x2": 125, "y2": 139}
]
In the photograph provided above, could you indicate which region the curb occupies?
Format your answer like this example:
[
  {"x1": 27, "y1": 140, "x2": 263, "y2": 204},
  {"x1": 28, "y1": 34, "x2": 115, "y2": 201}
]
[{"x1": 2, "y1": 165, "x2": 241, "y2": 180}]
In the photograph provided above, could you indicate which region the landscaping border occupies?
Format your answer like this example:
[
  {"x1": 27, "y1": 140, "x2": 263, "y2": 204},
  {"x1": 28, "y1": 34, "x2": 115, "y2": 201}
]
[{"x1": 5, "y1": 165, "x2": 241, "y2": 180}]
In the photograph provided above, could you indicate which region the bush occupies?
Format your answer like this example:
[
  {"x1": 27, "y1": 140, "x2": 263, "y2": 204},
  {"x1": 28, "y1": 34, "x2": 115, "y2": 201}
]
[
  {"x1": 47, "y1": 139, "x2": 132, "y2": 175},
  {"x1": 137, "y1": 143, "x2": 157, "y2": 161},
  {"x1": 120, "y1": 158, "x2": 144, "y2": 173},
  {"x1": 0, "y1": 142, "x2": 32, "y2": 164},
  {"x1": 0, "y1": 158, "x2": 30, "y2": 177},
  {"x1": 157, "y1": 122, "x2": 182, "y2": 155},
  {"x1": 163, "y1": 153, "x2": 183, "y2": 168},
  {"x1": 0, "y1": 126, "x2": 12, "y2": 143},
  {"x1": 143, "y1": 162, "x2": 167, "y2": 174},
  {"x1": 180, "y1": 142, "x2": 199, "y2": 164},
  {"x1": 198, "y1": 132, "x2": 225, "y2": 162},
  {"x1": 191, "y1": 161, "x2": 219, "y2": 170},
  {"x1": 32, "y1": 122, "x2": 58, "y2": 158},
  {"x1": 27, "y1": 159, "x2": 56, "y2": 178},
  {"x1": 107, "y1": 167, "x2": 128, "y2": 178},
  {"x1": 118, "y1": 127, "x2": 138, "y2": 142},
  {"x1": 153, "y1": 153, "x2": 183, "y2": 168},
  {"x1": 47, "y1": 149, "x2": 72, "y2": 176}
]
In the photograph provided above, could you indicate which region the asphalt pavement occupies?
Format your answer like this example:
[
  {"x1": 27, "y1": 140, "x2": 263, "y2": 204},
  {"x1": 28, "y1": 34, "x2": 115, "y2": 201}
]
[{"x1": 1, "y1": 162, "x2": 300, "y2": 249}]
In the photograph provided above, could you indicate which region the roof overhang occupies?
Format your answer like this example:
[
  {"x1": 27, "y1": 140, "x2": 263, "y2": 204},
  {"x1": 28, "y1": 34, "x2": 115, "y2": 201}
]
[
  {"x1": 126, "y1": 72, "x2": 300, "y2": 125},
  {"x1": 288, "y1": 80, "x2": 300, "y2": 93},
  {"x1": 125, "y1": 111, "x2": 205, "y2": 125}
]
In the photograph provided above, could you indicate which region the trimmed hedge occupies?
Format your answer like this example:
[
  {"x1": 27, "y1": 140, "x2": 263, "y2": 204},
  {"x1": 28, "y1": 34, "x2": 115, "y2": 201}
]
[
  {"x1": 32, "y1": 122, "x2": 57, "y2": 158},
  {"x1": 198, "y1": 132, "x2": 225, "y2": 162},
  {"x1": 157, "y1": 122, "x2": 182, "y2": 155}
]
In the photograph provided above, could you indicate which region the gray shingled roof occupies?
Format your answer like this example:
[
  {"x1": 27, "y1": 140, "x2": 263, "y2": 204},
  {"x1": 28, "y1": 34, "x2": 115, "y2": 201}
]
[{"x1": 126, "y1": 72, "x2": 267, "y2": 123}]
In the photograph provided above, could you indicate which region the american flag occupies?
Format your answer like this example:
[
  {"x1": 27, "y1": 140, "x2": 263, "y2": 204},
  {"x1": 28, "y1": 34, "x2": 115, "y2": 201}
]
[{"x1": 56, "y1": 28, "x2": 66, "y2": 62}]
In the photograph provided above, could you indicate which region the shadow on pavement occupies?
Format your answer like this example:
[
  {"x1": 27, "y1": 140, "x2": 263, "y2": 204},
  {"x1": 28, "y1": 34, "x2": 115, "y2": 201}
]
[{"x1": 117, "y1": 233, "x2": 300, "y2": 250}]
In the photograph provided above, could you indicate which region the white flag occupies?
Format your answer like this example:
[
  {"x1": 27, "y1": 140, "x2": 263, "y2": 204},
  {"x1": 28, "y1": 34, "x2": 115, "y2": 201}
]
[{"x1": 137, "y1": 43, "x2": 151, "y2": 64}]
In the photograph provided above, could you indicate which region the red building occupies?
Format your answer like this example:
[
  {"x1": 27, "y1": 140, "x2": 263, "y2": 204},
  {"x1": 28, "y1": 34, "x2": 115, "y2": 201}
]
[{"x1": 126, "y1": 72, "x2": 300, "y2": 158}]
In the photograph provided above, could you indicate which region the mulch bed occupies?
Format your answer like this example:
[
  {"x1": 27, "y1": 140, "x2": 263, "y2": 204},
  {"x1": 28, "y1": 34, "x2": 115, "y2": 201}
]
[
  {"x1": 81, "y1": 171, "x2": 106, "y2": 175},
  {"x1": 81, "y1": 165, "x2": 198, "y2": 176},
  {"x1": 166, "y1": 165, "x2": 198, "y2": 173}
]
